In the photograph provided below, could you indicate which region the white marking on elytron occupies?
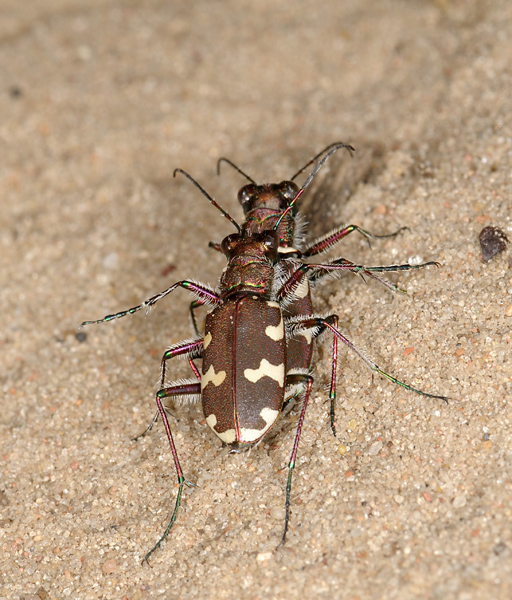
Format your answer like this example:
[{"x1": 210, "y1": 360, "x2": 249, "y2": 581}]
[
  {"x1": 205, "y1": 414, "x2": 236, "y2": 443},
  {"x1": 267, "y1": 301, "x2": 279, "y2": 308},
  {"x1": 205, "y1": 413, "x2": 217, "y2": 428},
  {"x1": 244, "y1": 359, "x2": 285, "y2": 386},
  {"x1": 295, "y1": 278, "x2": 309, "y2": 298},
  {"x1": 265, "y1": 314, "x2": 284, "y2": 341},
  {"x1": 299, "y1": 329, "x2": 314, "y2": 344},
  {"x1": 278, "y1": 246, "x2": 298, "y2": 254},
  {"x1": 201, "y1": 365, "x2": 226, "y2": 390},
  {"x1": 203, "y1": 332, "x2": 212, "y2": 349},
  {"x1": 240, "y1": 407, "x2": 280, "y2": 442}
]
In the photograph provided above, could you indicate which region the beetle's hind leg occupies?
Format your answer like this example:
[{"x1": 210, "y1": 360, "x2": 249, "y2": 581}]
[
  {"x1": 136, "y1": 338, "x2": 204, "y2": 563},
  {"x1": 133, "y1": 338, "x2": 203, "y2": 441},
  {"x1": 279, "y1": 372, "x2": 314, "y2": 547},
  {"x1": 286, "y1": 315, "x2": 448, "y2": 438}
]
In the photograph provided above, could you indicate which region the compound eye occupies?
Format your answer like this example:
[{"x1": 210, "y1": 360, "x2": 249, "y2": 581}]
[
  {"x1": 238, "y1": 184, "x2": 257, "y2": 206},
  {"x1": 221, "y1": 233, "x2": 241, "y2": 256},
  {"x1": 279, "y1": 181, "x2": 299, "y2": 201}
]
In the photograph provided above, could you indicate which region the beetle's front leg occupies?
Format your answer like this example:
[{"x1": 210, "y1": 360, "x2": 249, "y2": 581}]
[
  {"x1": 302, "y1": 224, "x2": 408, "y2": 257},
  {"x1": 80, "y1": 280, "x2": 220, "y2": 328}
]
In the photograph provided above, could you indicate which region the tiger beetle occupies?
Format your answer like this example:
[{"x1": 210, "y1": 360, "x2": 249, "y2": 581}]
[{"x1": 80, "y1": 143, "x2": 447, "y2": 563}]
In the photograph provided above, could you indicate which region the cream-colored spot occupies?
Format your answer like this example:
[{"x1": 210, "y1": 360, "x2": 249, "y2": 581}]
[
  {"x1": 267, "y1": 301, "x2": 279, "y2": 308},
  {"x1": 206, "y1": 414, "x2": 236, "y2": 443},
  {"x1": 217, "y1": 428, "x2": 236, "y2": 444},
  {"x1": 201, "y1": 365, "x2": 226, "y2": 390},
  {"x1": 244, "y1": 359, "x2": 285, "y2": 386},
  {"x1": 278, "y1": 247, "x2": 298, "y2": 254},
  {"x1": 265, "y1": 314, "x2": 284, "y2": 341},
  {"x1": 203, "y1": 332, "x2": 212, "y2": 349},
  {"x1": 205, "y1": 413, "x2": 217, "y2": 428},
  {"x1": 295, "y1": 278, "x2": 309, "y2": 298},
  {"x1": 298, "y1": 330, "x2": 314, "y2": 344},
  {"x1": 240, "y1": 407, "x2": 280, "y2": 442}
]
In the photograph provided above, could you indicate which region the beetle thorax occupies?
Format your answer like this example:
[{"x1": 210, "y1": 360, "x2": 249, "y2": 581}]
[{"x1": 219, "y1": 231, "x2": 279, "y2": 299}]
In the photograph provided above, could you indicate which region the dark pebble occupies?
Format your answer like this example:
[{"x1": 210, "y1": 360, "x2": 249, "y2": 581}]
[{"x1": 479, "y1": 226, "x2": 509, "y2": 262}]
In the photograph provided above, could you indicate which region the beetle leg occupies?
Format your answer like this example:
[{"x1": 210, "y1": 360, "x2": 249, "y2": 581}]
[
  {"x1": 189, "y1": 297, "x2": 209, "y2": 337},
  {"x1": 286, "y1": 315, "x2": 448, "y2": 437},
  {"x1": 307, "y1": 258, "x2": 440, "y2": 293},
  {"x1": 277, "y1": 259, "x2": 440, "y2": 300},
  {"x1": 283, "y1": 315, "x2": 339, "y2": 436},
  {"x1": 133, "y1": 338, "x2": 203, "y2": 441},
  {"x1": 142, "y1": 378, "x2": 201, "y2": 565},
  {"x1": 142, "y1": 337, "x2": 203, "y2": 562},
  {"x1": 279, "y1": 373, "x2": 314, "y2": 547},
  {"x1": 281, "y1": 368, "x2": 313, "y2": 415},
  {"x1": 302, "y1": 225, "x2": 408, "y2": 257},
  {"x1": 79, "y1": 280, "x2": 220, "y2": 328}
]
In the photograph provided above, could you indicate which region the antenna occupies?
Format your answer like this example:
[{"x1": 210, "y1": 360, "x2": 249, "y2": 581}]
[
  {"x1": 174, "y1": 168, "x2": 241, "y2": 233},
  {"x1": 216, "y1": 157, "x2": 256, "y2": 184},
  {"x1": 273, "y1": 142, "x2": 355, "y2": 231},
  {"x1": 290, "y1": 142, "x2": 354, "y2": 181}
]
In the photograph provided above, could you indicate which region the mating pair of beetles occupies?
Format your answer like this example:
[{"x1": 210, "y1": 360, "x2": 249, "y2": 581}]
[{"x1": 81, "y1": 143, "x2": 446, "y2": 562}]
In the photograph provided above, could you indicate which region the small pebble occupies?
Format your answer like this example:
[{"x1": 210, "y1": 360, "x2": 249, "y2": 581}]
[
  {"x1": 368, "y1": 441, "x2": 383, "y2": 456},
  {"x1": 103, "y1": 251, "x2": 119, "y2": 269},
  {"x1": 479, "y1": 226, "x2": 508, "y2": 262},
  {"x1": 10, "y1": 85, "x2": 22, "y2": 98},
  {"x1": 75, "y1": 331, "x2": 87, "y2": 343},
  {"x1": 453, "y1": 494, "x2": 467, "y2": 508},
  {"x1": 270, "y1": 505, "x2": 284, "y2": 520},
  {"x1": 257, "y1": 551, "x2": 273, "y2": 562},
  {"x1": 102, "y1": 558, "x2": 119, "y2": 574}
]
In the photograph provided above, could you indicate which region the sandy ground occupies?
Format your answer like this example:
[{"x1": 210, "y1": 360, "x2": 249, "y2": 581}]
[{"x1": 1, "y1": 1, "x2": 512, "y2": 598}]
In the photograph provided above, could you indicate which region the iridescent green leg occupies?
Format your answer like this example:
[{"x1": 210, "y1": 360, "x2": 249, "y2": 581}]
[
  {"x1": 137, "y1": 337, "x2": 203, "y2": 564},
  {"x1": 133, "y1": 338, "x2": 203, "y2": 442},
  {"x1": 285, "y1": 313, "x2": 447, "y2": 447},
  {"x1": 279, "y1": 374, "x2": 314, "y2": 547},
  {"x1": 143, "y1": 379, "x2": 200, "y2": 564},
  {"x1": 287, "y1": 316, "x2": 448, "y2": 402},
  {"x1": 79, "y1": 280, "x2": 220, "y2": 329},
  {"x1": 279, "y1": 259, "x2": 440, "y2": 297}
]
